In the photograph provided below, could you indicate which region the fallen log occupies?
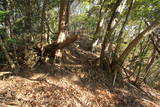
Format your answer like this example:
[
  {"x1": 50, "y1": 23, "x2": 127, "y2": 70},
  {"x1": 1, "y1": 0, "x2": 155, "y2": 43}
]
[{"x1": 43, "y1": 34, "x2": 79, "y2": 59}]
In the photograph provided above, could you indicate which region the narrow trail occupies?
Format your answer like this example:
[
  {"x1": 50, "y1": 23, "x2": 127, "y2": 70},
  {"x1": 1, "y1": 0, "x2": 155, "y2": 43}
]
[{"x1": 0, "y1": 35, "x2": 160, "y2": 107}]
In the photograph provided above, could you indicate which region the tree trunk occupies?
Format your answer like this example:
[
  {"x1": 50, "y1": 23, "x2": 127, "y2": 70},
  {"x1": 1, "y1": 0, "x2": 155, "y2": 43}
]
[
  {"x1": 0, "y1": 39, "x2": 16, "y2": 70},
  {"x1": 25, "y1": 0, "x2": 32, "y2": 32},
  {"x1": 38, "y1": 0, "x2": 48, "y2": 64},
  {"x1": 43, "y1": 35, "x2": 79, "y2": 59},
  {"x1": 3, "y1": 0, "x2": 12, "y2": 38},
  {"x1": 56, "y1": 0, "x2": 70, "y2": 62},
  {"x1": 142, "y1": 49, "x2": 156, "y2": 83},
  {"x1": 58, "y1": 0, "x2": 69, "y2": 43},
  {"x1": 100, "y1": 0, "x2": 127, "y2": 69},
  {"x1": 91, "y1": 0, "x2": 105, "y2": 52},
  {"x1": 115, "y1": 0, "x2": 134, "y2": 54},
  {"x1": 119, "y1": 18, "x2": 160, "y2": 64},
  {"x1": 94, "y1": 0, "x2": 104, "y2": 36},
  {"x1": 65, "y1": 0, "x2": 72, "y2": 30},
  {"x1": 145, "y1": 20, "x2": 160, "y2": 55}
]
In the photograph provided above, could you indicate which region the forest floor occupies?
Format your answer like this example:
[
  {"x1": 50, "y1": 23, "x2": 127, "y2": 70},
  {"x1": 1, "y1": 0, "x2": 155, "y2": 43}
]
[{"x1": 0, "y1": 35, "x2": 160, "y2": 107}]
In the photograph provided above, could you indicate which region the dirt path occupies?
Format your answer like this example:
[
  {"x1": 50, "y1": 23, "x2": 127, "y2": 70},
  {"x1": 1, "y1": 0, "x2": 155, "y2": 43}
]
[
  {"x1": 0, "y1": 70, "x2": 160, "y2": 107},
  {"x1": 0, "y1": 35, "x2": 160, "y2": 107}
]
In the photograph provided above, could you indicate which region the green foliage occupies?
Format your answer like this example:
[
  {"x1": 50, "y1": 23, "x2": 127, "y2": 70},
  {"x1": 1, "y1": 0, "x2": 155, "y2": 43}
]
[
  {"x1": 0, "y1": 11, "x2": 8, "y2": 37},
  {"x1": 79, "y1": 0, "x2": 92, "y2": 3},
  {"x1": 51, "y1": 34, "x2": 57, "y2": 41},
  {"x1": 48, "y1": 9, "x2": 59, "y2": 32},
  {"x1": 131, "y1": 0, "x2": 160, "y2": 20},
  {"x1": 0, "y1": 28, "x2": 6, "y2": 35},
  {"x1": 7, "y1": 38, "x2": 24, "y2": 46},
  {"x1": 104, "y1": 0, "x2": 117, "y2": 10},
  {"x1": 49, "y1": 0, "x2": 60, "y2": 7},
  {"x1": 0, "y1": 10, "x2": 8, "y2": 19},
  {"x1": 0, "y1": 10, "x2": 8, "y2": 25},
  {"x1": 73, "y1": 13, "x2": 88, "y2": 23},
  {"x1": 72, "y1": 13, "x2": 98, "y2": 31}
]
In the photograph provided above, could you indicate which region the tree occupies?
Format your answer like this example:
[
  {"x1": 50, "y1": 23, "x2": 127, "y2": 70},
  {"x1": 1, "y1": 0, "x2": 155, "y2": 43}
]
[
  {"x1": 57, "y1": 0, "x2": 70, "y2": 43},
  {"x1": 119, "y1": 18, "x2": 160, "y2": 64},
  {"x1": 100, "y1": 0, "x2": 127, "y2": 70}
]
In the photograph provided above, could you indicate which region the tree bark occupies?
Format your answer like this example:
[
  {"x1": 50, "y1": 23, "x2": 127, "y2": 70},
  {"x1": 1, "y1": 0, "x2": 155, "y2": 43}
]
[
  {"x1": 119, "y1": 18, "x2": 160, "y2": 64},
  {"x1": 94, "y1": 0, "x2": 104, "y2": 36},
  {"x1": 100, "y1": 0, "x2": 127, "y2": 69},
  {"x1": 65, "y1": 0, "x2": 73, "y2": 30},
  {"x1": 145, "y1": 20, "x2": 160, "y2": 55},
  {"x1": 115, "y1": 0, "x2": 134, "y2": 54},
  {"x1": 3, "y1": 0, "x2": 12, "y2": 38},
  {"x1": 56, "y1": 0, "x2": 70, "y2": 61},
  {"x1": 25, "y1": 0, "x2": 32, "y2": 32},
  {"x1": 58, "y1": 0, "x2": 69, "y2": 43},
  {"x1": 91, "y1": 0, "x2": 105, "y2": 52},
  {"x1": 142, "y1": 49, "x2": 156, "y2": 83},
  {"x1": 43, "y1": 35, "x2": 79, "y2": 59},
  {"x1": 39, "y1": 0, "x2": 48, "y2": 63},
  {"x1": 0, "y1": 39, "x2": 16, "y2": 70}
]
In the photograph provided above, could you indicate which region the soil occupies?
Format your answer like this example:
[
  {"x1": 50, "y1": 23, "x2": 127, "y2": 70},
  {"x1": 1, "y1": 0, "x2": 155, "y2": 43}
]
[{"x1": 0, "y1": 35, "x2": 160, "y2": 107}]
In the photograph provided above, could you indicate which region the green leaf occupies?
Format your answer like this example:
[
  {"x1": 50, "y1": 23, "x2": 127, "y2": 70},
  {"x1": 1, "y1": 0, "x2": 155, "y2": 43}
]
[{"x1": 0, "y1": 10, "x2": 8, "y2": 17}]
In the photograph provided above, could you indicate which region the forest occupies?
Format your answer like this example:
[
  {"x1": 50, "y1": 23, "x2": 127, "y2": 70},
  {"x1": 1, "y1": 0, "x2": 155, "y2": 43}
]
[{"x1": 0, "y1": 0, "x2": 160, "y2": 106}]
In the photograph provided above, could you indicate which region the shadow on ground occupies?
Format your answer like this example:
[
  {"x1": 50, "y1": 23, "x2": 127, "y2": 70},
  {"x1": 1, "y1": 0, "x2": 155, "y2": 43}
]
[{"x1": 0, "y1": 35, "x2": 159, "y2": 107}]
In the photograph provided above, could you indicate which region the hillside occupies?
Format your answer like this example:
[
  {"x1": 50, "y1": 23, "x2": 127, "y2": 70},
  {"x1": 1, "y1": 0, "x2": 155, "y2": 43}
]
[{"x1": 0, "y1": 35, "x2": 160, "y2": 107}]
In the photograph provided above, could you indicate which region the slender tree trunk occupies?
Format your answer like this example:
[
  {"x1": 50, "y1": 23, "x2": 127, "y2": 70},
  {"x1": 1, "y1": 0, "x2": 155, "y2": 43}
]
[
  {"x1": 144, "y1": 20, "x2": 160, "y2": 55},
  {"x1": 65, "y1": 0, "x2": 71, "y2": 30},
  {"x1": 94, "y1": 0, "x2": 104, "y2": 36},
  {"x1": 100, "y1": 0, "x2": 127, "y2": 69},
  {"x1": 134, "y1": 42, "x2": 146, "y2": 84},
  {"x1": 115, "y1": 0, "x2": 134, "y2": 54},
  {"x1": 39, "y1": 0, "x2": 48, "y2": 63},
  {"x1": 46, "y1": 21, "x2": 52, "y2": 44},
  {"x1": 58, "y1": 0, "x2": 69, "y2": 43},
  {"x1": 56, "y1": 0, "x2": 70, "y2": 62},
  {"x1": 22, "y1": 0, "x2": 32, "y2": 34},
  {"x1": 150, "y1": 34, "x2": 160, "y2": 55},
  {"x1": 0, "y1": 39, "x2": 16, "y2": 70},
  {"x1": 142, "y1": 49, "x2": 156, "y2": 83},
  {"x1": 119, "y1": 18, "x2": 160, "y2": 64},
  {"x1": 3, "y1": 0, "x2": 12, "y2": 38},
  {"x1": 91, "y1": 0, "x2": 105, "y2": 52}
]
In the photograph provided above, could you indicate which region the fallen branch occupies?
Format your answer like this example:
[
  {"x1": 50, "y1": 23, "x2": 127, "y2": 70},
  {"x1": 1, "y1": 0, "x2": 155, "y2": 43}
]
[{"x1": 43, "y1": 34, "x2": 79, "y2": 58}]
